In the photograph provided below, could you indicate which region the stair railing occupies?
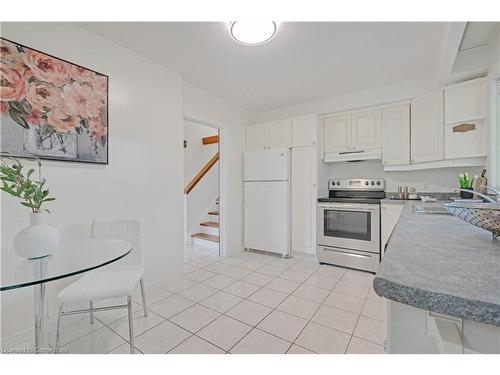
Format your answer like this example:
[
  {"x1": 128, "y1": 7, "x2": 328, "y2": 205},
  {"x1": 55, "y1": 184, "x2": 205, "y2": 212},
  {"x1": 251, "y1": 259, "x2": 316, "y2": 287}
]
[{"x1": 184, "y1": 152, "x2": 219, "y2": 194}]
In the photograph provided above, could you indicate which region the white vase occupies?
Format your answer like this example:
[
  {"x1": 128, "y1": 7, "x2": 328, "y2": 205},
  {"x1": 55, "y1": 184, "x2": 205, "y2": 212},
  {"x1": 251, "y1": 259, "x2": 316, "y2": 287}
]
[{"x1": 14, "y1": 212, "x2": 61, "y2": 259}]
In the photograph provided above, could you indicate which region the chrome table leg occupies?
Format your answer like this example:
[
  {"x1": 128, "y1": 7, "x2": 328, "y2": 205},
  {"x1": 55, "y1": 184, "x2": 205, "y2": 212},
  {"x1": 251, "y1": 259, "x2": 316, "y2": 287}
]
[
  {"x1": 127, "y1": 296, "x2": 135, "y2": 354},
  {"x1": 89, "y1": 301, "x2": 94, "y2": 324},
  {"x1": 34, "y1": 282, "x2": 48, "y2": 353},
  {"x1": 140, "y1": 278, "x2": 148, "y2": 317}
]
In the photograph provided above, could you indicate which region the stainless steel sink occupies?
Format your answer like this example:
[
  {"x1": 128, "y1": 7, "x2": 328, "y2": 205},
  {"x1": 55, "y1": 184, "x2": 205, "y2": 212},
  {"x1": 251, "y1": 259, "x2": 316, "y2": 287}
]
[{"x1": 412, "y1": 205, "x2": 452, "y2": 215}]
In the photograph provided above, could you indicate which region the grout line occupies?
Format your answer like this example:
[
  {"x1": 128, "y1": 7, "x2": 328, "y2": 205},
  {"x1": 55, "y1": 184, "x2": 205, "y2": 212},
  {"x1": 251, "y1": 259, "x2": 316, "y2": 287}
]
[
  {"x1": 57, "y1": 303, "x2": 142, "y2": 348},
  {"x1": 105, "y1": 340, "x2": 144, "y2": 354},
  {"x1": 169, "y1": 261, "x2": 301, "y2": 353},
  {"x1": 240, "y1": 268, "x2": 384, "y2": 350},
  {"x1": 286, "y1": 342, "x2": 316, "y2": 354},
  {"x1": 229, "y1": 327, "x2": 295, "y2": 354},
  {"x1": 65, "y1": 247, "x2": 385, "y2": 354},
  {"x1": 60, "y1": 323, "x2": 108, "y2": 349},
  {"x1": 96, "y1": 308, "x2": 167, "y2": 344},
  {"x1": 343, "y1": 285, "x2": 370, "y2": 353},
  {"x1": 222, "y1": 267, "x2": 338, "y2": 353},
  {"x1": 284, "y1": 272, "x2": 347, "y2": 353},
  {"x1": 164, "y1": 317, "x2": 228, "y2": 354}
]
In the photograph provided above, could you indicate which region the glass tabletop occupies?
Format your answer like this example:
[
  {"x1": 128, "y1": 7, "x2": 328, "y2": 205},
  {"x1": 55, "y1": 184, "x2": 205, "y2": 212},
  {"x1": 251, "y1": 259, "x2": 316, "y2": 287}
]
[{"x1": 0, "y1": 239, "x2": 132, "y2": 291}]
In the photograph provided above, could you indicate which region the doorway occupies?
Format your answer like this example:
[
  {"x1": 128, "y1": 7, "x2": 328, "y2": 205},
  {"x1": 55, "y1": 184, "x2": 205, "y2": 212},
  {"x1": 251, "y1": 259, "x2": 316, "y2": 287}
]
[{"x1": 183, "y1": 117, "x2": 222, "y2": 257}]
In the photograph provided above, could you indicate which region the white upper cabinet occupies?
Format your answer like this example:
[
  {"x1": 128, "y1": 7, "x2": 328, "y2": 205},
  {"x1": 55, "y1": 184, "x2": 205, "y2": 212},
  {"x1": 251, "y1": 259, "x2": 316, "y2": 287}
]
[
  {"x1": 443, "y1": 78, "x2": 486, "y2": 160},
  {"x1": 292, "y1": 114, "x2": 317, "y2": 147},
  {"x1": 246, "y1": 124, "x2": 267, "y2": 151},
  {"x1": 410, "y1": 89, "x2": 444, "y2": 163},
  {"x1": 324, "y1": 110, "x2": 382, "y2": 155},
  {"x1": 268, "y1": 119, "x2": 292, "y2": 149},
  {"x1": 351, "y1": 110, "x2": 382, "y2": 150},
  {"x1": 445, "y1": 78, "x2": 485, "y2": 124},
  {"x1": 324, "y1": 115, "x2": 351, "y2": 152},
  {"x1": 382, "y1": 104, "x2": 410, "y2": 165},
  {"x1": 246, "y1": 119, "x2": 292, "y2": 151}
]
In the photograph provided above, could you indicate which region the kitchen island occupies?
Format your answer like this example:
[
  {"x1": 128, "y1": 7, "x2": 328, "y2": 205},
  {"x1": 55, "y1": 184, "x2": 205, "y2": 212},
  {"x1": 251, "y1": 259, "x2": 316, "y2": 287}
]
[{"x1": 374, "y1": 200, "x2": 500, "y2": 353}]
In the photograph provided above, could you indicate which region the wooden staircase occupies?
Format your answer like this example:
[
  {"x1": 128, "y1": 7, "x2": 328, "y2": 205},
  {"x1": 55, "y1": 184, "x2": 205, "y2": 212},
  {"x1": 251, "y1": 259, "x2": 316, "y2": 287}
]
[
  {"x1": 191, "y1": 201, "x2": 219, "y2": 249},
  {"x1": 185, "y1": 133, "x2": 220, "y2": 249}
]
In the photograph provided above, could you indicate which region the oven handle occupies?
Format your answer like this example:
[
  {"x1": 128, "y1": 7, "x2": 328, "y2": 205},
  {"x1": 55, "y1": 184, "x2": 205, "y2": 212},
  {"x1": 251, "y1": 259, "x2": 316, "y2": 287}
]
[
  {"x1": 317, "y1": 204, "x2": 378, "y2": 212},
  {"x1": 320, "y1": 247, "x2": 372, "y2": 259}
]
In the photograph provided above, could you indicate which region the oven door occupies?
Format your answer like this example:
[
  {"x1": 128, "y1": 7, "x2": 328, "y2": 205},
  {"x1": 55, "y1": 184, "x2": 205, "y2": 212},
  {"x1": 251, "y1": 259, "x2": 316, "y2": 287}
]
[{"x1": 317, "y1": 203, "x2": 380, "y2": 253}]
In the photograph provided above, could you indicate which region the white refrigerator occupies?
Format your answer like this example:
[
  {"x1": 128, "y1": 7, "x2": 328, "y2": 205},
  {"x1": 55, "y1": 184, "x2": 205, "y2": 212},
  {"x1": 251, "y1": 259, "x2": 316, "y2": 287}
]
[{"x1": 244, "y1": 148, "x2": 290, "y2": 257}]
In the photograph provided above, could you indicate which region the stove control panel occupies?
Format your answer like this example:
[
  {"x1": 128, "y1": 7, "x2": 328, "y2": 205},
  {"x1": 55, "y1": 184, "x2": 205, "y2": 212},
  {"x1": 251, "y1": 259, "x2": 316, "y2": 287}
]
[{"x1": 329, "y1": 178, "x2": 385, "y2": 191}]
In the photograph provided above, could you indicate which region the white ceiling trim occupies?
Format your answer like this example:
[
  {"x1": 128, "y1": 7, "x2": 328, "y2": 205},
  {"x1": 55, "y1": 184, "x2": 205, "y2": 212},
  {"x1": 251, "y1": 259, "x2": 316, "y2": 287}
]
[{"x1": 436, "y1": 22, "x2": 466, "y2": 87}]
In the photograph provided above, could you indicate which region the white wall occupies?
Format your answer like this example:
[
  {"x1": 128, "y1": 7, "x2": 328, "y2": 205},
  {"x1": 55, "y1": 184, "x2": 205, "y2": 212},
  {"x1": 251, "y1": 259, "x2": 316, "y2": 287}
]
[
  {"x1": 252, "y1": 77, "x2": 435, "y2": 123},
  {"x1": 484, "y1": 26, "x2": 500, "y2": 187},
  {"x1": 184, "y1": 120, "x2": 219, "y2": 240},
  {"x1": 0, "y1": 23, "x2": 185, "y2": 343},
  {"x1": 182, "y1": 82, "x2": 250, "y2": 255},
  {"x1": 325, "y1": 161, "x2": 483, "y2": 193},
  {"x1": 252, "y1": 75, "x2": 493, "y2": 194}
]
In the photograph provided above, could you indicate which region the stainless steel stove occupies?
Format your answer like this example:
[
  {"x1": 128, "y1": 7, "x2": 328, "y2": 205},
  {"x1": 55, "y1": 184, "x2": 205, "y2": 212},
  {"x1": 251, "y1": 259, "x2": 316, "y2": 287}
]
[{"x1": 317, "y1": 178, "x2": 385, "y2": 273}]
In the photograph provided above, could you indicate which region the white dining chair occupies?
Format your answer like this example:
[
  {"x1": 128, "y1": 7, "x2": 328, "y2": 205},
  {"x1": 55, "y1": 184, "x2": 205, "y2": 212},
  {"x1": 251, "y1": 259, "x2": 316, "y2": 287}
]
[{"x1": 55, "y1": 219, "x2": 147, "y2": 354}]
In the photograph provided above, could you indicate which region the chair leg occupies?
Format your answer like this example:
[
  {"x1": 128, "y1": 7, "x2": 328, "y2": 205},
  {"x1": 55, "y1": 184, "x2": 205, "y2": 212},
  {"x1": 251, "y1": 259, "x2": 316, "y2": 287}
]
[
  {"x1": 139, "y1": 278, "x2": 148, "y2": 317},
  {"x1": 55, "y1": 304, "x2": 64, "y2": 353},
  {"x1": 89, "y1": 301, "x2": 94, "y2": 324},
  {"x1": 127, "y1": 296, "x2": 135, "y2": 354}
]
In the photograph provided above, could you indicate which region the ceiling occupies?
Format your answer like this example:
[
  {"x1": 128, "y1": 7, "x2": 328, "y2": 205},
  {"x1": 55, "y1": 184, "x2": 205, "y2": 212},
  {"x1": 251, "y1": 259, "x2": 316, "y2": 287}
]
[
  {"x1": 80, "y1": 22, "x2": 447, "y2": 113},
  {"x1": 459, "y1": 22, "x2": 498, "y2": 51}
]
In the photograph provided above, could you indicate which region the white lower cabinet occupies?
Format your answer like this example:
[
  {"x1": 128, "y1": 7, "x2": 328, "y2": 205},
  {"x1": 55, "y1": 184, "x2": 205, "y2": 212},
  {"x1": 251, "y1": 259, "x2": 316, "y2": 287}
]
[
  {"x1": 388, "y1": 301, "x2": 500, "y2": 354},
  {"x1": 291, "y1": 146, "x2": 317, "y2": 255},
  {"x1": 381, "y1": 203, "x2": 404, "y2": 256}
]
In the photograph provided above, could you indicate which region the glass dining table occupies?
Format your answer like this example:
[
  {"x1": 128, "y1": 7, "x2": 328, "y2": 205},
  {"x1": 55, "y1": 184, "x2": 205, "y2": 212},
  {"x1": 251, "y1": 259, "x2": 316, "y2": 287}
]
[{"x1": 1, "y1": 239, "x2": 132, "y2": 353}]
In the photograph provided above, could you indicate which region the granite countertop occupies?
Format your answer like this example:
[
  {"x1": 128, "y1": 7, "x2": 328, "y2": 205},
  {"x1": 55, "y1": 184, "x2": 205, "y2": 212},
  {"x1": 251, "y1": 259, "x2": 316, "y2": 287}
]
[
  {"x1": 380, "y1": 198, "x2": 415, "y2": 204},
  {"x1": 374, "y1": 201, "x2": 500, "y2": 326}
]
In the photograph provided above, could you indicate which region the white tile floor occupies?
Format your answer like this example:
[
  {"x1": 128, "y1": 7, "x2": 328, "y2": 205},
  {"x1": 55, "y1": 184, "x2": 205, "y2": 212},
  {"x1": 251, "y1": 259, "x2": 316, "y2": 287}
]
[{"x1": 50, "y1": 245, "x2": 388, "y2": 354}]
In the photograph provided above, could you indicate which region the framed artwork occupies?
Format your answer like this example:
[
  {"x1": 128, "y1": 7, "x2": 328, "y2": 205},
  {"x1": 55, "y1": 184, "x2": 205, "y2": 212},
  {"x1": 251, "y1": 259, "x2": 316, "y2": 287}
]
[{"x1": 0, "y1": 37, "x2": 108, "y2": 164}]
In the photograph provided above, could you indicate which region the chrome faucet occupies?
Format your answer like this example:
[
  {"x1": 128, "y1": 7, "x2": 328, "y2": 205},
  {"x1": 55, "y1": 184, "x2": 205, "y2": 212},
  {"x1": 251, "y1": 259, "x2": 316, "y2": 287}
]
[
  {"x1": 458, "y1": 186, "x2": 499, "y2": 204},
  {"x1": 482, "y1": 185, "x2": 500, "y2": 201}
]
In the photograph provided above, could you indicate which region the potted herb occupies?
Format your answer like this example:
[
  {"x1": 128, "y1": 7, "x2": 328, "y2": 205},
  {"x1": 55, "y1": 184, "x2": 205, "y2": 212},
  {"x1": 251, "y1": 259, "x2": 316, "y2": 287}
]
[
  {"x1": 1, "y1": 153, "x2": 60, "y2": 259},
  {"x1": 458, "y1": 172, "x2": 474, "y2": 199}
]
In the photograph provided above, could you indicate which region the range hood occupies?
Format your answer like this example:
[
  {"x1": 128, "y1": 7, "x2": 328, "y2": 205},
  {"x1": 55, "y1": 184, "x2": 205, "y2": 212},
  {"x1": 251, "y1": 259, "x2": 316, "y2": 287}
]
[{"x1": 324, "y1": 149, "x2": 382, "y2": 163}]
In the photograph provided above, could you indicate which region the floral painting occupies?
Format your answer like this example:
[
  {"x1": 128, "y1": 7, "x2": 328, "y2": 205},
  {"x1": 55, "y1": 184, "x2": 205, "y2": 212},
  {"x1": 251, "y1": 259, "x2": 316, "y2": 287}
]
[{"x1": 0, "y1": 38, "x2": 108, "y2": 164}]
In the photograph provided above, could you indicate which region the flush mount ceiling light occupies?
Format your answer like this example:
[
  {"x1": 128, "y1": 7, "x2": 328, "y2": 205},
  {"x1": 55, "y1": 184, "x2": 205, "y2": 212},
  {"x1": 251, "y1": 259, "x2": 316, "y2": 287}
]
[{"x1": 229, "y1": 21, "x2": 278, "y2": 46}]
